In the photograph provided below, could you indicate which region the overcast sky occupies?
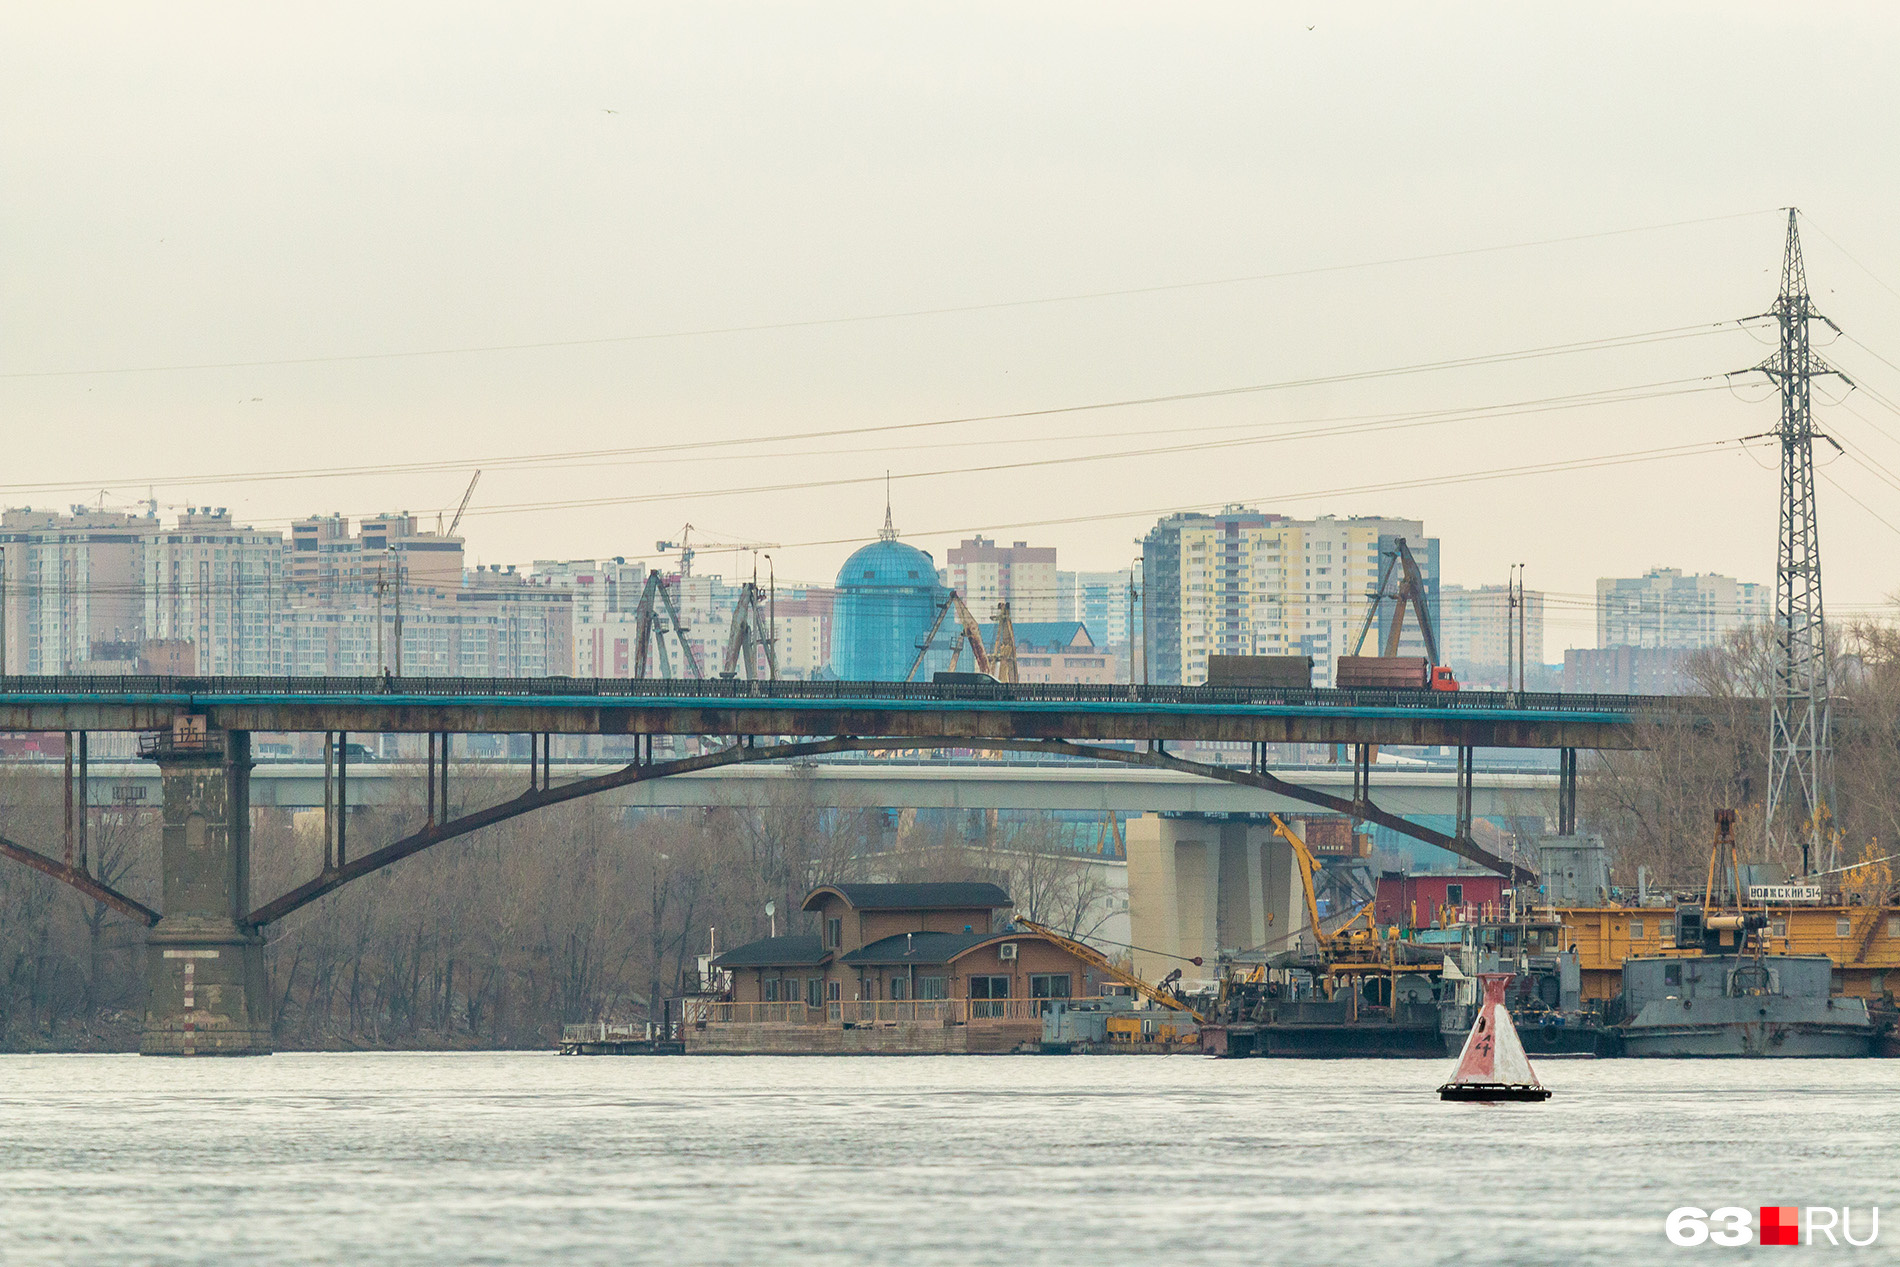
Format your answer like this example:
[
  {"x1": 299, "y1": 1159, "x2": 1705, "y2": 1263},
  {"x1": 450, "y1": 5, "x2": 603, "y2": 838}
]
[{"x1": 6, "y1": 3, "x2": 1900, "y2": 649}]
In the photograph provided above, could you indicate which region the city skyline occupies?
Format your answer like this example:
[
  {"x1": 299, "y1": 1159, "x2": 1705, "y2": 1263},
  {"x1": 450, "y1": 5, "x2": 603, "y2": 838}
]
[{"x1": 7, "y1": 8, "x2": 1900, "y2": 658}]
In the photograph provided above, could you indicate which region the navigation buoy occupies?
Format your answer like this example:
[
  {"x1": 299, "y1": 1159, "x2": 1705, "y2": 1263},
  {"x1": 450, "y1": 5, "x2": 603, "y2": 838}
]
[{"x1": 1438, "y1": 973, "x2": 1551, "y2": 1102}]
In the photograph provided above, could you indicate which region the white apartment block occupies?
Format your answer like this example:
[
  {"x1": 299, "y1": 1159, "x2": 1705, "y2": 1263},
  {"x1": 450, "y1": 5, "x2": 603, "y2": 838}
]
[
  {"x1": 941, "y1": 536, "x2": 1058, "y2": 623},
  {"x1": 1175, "y1": 514, "x2": 1434, "y2": 686},
  {"x1": 144, "y1": 509, "x2": 287, "y2": 674},
  {"x1": 1596, "y1": 568, "x2": 1769, "y2": 650}
]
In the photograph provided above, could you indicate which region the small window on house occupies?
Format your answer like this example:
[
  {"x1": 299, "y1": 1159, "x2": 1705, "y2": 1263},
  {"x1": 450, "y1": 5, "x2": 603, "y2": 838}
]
[
  {"x1": 807, "y1": 978, "x2": 823, "y2": 1008},
  {"x1": 1630, "y1": 920, "x2": 1645, "y2": 940},
  {"x1": 919, "y1": 976, "x2": 946, "y2": 1000},
  {"x1": 1661, "y1": 920, "x2": 1675, "y2": 941},
  {"x1": 763, "y1": 979, "x2": 779, "y2": 1002},
  {"x1": 1771, "y1": 920, "x2": 1787, "y2": 938},
  {"x1": 890, "y1": 977, "x2": 909, "y2": 1001},
  {"x1": 1837, "y1": 918, "x2": 1853, "y2": 937},
  {"x1": 1445, "y1": 884, "x2": 1463, "y2": 906},
  {"x1": 826, "y1": 918, "x2": 842, "y2": 949},
  {"x1": 1889, "y1": 916, "x2": 1900, "y2": 939},
  {"x1": 826, "y1": 981, "x2": 840, "y2": 1002}
]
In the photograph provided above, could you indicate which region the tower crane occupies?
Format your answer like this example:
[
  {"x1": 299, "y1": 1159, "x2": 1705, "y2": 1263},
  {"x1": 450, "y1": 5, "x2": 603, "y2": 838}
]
[
  {"x1": 654, "y1": 524, "x2": 779, "y2": 579},
  {"x1": 439, "y1": 470, "x2": 481, "y2": 538}
]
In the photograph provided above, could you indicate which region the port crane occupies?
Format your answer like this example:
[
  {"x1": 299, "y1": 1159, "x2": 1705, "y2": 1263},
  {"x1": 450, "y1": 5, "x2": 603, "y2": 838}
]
[
  {"x1": 718, "y1": 581, "x2": 776, "y2": 681},
  {"x1": 1347, "y1": 537, "x2": 1458, "y2": 691},
  {"x1": 630, "y1": 571, "x2": 702, "y2": 680},
  {"x1": 903, "y1": 591, "x2": 995, "y2": 681},
  {"x1": 1010, "y1": 916, "x2": 1206, "y2": 1024},
  {"x1": 902, "y1": 597, "x2": 1024, "y2": 683}
]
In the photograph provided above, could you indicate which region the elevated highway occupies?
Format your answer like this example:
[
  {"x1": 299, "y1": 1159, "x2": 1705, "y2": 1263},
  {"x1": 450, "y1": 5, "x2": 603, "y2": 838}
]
[{"x1": 40, "y1": 757, "x2": 1557, "y2": 819}]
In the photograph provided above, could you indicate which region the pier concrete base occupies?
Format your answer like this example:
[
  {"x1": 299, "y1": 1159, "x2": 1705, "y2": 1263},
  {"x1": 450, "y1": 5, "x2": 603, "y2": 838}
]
[
  {"x1": 1125, "y1": 817, "x2": 1305, "y2": 983},
  {"x1": 140, "y1": 728, "x2": 272, "y2": 1056}
]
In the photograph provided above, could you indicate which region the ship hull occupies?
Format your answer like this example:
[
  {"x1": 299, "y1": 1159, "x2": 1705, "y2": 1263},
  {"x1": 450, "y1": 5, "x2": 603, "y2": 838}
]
[
  {"x1": 1207, "y1": 1021, "x2": 1442, "y2": 1058},
  {"x1": 1619, "y1": 998, "x2": 1874, "y2": 1057}
]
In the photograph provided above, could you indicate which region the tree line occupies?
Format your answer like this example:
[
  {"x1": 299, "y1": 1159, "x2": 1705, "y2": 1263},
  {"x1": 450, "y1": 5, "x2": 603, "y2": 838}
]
[{"x1": 0, "y1": 764, "x2": 1111, "y2": 1051}]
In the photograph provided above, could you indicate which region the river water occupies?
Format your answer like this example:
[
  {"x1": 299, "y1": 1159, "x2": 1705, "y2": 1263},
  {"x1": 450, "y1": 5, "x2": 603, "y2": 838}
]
[{"x1": 1, "y1": 1053, "x2": 1893, "y2": 1264}]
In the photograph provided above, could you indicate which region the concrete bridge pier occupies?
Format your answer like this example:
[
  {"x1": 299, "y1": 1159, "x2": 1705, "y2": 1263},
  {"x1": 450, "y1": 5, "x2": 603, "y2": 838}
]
[{"x1": 140, "y1": 724, "x2": 271, "y2": 1056}]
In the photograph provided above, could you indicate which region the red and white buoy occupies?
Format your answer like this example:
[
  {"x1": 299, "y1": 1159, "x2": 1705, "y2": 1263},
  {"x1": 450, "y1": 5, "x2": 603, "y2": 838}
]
[{"x1": 1438, "y1": 973, "x2": 1551, "y2": 1102}]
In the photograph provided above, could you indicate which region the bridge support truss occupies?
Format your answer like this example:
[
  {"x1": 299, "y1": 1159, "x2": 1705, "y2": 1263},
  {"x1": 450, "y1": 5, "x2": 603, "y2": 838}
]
[{"x1": 0, "y1": 717, "x2": 1558, "y2": 1055}]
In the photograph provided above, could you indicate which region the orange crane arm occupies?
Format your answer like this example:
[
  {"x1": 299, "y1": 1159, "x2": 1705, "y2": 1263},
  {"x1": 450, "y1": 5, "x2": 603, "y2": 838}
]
[
  {"x1": 1268, "y1": 814, "x2": 1329, "y2": 954},
  {"x1": 949, "y1": 593, "x2": 993, "y2": 676},
  {"x1": 1012, "y1": 916, "x2": 1204, "y2": 1023}
]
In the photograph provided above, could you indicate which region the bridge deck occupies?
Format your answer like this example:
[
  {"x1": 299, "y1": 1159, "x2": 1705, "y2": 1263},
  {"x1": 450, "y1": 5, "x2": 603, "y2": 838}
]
[{"x1": 0, "y1": 675, "x2": 1711, "y2": 748}]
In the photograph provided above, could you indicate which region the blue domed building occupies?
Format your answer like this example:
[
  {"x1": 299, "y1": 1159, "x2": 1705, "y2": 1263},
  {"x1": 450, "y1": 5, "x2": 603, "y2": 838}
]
[{"x1": 829, "y1": 510, "x2": 948, "y2": 681}]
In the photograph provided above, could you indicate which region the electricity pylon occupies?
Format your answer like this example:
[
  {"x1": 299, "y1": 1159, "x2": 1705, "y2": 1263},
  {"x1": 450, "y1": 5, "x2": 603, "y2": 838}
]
[{"x1": 1753, "y1": 210, "x2": 1851, "y2": 875}]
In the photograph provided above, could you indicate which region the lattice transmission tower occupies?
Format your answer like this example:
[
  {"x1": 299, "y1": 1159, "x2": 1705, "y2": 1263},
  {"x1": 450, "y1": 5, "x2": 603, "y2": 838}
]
[{"x1": 1754, "y1": 209, "x2": 1850, "y2": 875}]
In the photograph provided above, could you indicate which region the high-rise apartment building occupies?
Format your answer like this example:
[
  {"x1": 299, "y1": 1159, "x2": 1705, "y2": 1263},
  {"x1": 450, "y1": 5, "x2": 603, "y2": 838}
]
[
  {"x1": 1144, "y1": 509, "x2": 1438, "y2": 686},
  {"x1": 1441, "y1": 583, "x2": 1545, "y2": 686},
  {"x1": 940, "y1": 536, "x2": 1057, "y2": 623},
  {"x1": 1596, "y1": 568, "x2": 1768, "y2": 650},
  {"x1": 144, "y1": 509, "x2": 287, "y2": 674},
  {"x1": 1056, "y1": 569, "x2": 1134, "y2": 655},
  {"x1": 0, "y1": 507, "x2": 153, "y2": 673},
  {"x1": 1141, "y1": 507, "x2": 1285, "y2": 684}
]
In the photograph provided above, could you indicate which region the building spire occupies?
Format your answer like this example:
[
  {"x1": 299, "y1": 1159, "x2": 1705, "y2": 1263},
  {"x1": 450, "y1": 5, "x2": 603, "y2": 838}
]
[{"x1": 879, "y1": 470, "x2": 898, "y2": 541}]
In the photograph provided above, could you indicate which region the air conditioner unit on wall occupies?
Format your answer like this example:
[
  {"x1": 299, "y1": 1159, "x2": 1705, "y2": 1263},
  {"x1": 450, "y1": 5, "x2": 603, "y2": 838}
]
[{"x1": 999, "y1": 943, "x2": 1018, "y2": 961}]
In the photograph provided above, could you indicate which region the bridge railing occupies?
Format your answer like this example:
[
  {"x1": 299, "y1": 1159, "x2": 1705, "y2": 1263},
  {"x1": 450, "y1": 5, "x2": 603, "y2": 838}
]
[{"x1": 0, "y1": 673, "x2": 1709, "y2": 718}]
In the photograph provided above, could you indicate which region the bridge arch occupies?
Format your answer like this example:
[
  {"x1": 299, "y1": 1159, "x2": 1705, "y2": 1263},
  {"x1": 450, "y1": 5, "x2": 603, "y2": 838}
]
[{"x1": 0, "y1": 732, "x2": 1534, "y2": 931}]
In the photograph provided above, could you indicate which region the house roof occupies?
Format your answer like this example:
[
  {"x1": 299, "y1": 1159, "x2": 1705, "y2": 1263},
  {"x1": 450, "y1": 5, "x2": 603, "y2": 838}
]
[
  {"x1": 976, "y1": 621, "x2": 1094, "y2": 652},
  {"x1": 840, "y1": 931, "x2": 1012, "y2": 966},
  {"x1": 801, "y1": 882, "x2": 1012, "y2": 912},
  {"x1": 710, "y1": 934, "x2": 828, "y2": 968}
]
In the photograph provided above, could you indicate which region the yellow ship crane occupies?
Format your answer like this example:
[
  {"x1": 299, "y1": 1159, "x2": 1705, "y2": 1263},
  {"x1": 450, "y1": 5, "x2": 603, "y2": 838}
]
[
  {"x1": 1257, "y1": 813, "x2": 1430, "y2": 1010},
  {"x1": 1268, "y1": 813, "x2": 1329, "y2": 953},
  {"x1": 1011, "y1": 916, "x2": 1205, "y2": 1024}
]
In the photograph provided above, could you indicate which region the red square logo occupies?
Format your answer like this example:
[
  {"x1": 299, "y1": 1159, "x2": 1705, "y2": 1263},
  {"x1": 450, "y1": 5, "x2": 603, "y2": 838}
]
[{"x1": 1760, "y1": 1206, "x2": 1800, "y2": 1246}]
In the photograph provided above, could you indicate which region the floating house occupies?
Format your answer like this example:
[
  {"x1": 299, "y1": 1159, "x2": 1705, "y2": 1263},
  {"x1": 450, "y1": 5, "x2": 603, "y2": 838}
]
[{"x1": 693, "y1": 882, "x2": 1115, "y2": 1054}]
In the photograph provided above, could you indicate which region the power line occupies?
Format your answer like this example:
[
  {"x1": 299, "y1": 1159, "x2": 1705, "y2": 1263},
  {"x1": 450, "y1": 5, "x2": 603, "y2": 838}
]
[
  {"x1": 763, "y1": 434, "x2": 1775, "y2": 553},
  {"x1": 0, "y1": 321, "x2": 1749, "y2": 499},
  {"x1": 0, "y1": 210, "x2": 1781, "y2": 380}
]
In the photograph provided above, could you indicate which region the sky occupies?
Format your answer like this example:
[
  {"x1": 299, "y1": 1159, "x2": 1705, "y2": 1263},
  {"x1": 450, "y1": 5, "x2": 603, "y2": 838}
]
[{"x1": 6, "y1": 3, "x2": 1900, "y2": 652}]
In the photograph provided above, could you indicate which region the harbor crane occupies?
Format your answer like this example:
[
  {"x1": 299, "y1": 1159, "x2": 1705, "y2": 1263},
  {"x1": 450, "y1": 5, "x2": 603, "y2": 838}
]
[
  {"x1": 1347, "y1": 537, "x2": 1458, "y2": 691},
  {"x1": 904, "y1": 591, "x2": 994, "y2": 681},
  {"x1": 903, "y1": 597, "x2": 1023, "y2": 683}
]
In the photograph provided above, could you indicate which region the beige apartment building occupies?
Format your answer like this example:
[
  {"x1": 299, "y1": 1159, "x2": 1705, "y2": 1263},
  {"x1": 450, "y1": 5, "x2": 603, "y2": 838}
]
[
  {"x1": 1172, "y1": 514, "x2": 1434, "y2": 686},
  {"x1": 941, "y1": 536, "x2": 1058, "y2": 622},
  {"x1": 0, "y1": 508, "x2": 152, "y2": 674}
]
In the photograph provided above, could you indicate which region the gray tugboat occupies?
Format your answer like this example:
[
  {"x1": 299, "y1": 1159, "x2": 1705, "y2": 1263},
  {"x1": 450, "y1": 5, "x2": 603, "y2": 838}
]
[
  {"x1": 1615, "y1": 811, "x2": 1873, "y2": 1058},
  {"x1": 1436, "y1": 917, "x2": 1618, "y2": 1057}
]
